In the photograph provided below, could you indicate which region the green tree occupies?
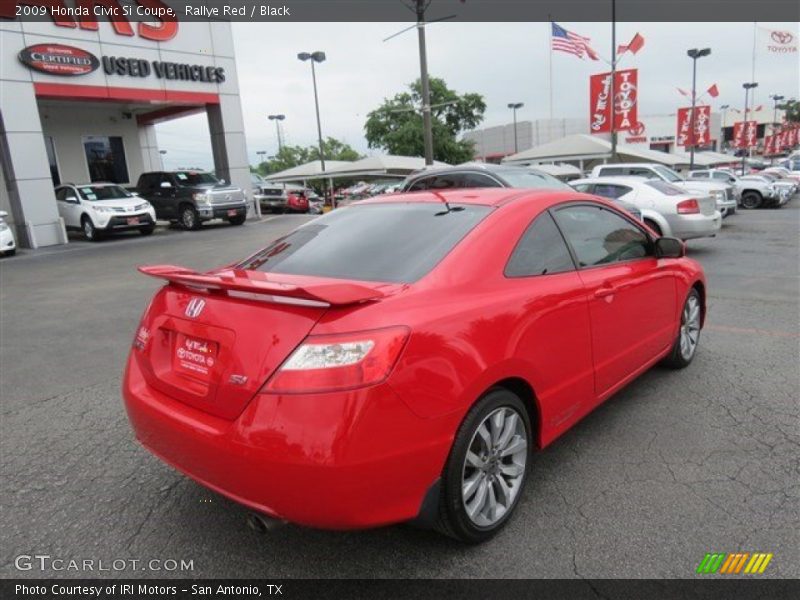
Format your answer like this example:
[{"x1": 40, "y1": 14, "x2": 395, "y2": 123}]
[
  {"x1": 779, "y1": 99, "x2": 799, "y2": 124},
  {"x1": 254, "y1": 137, "x2": 362, "y2": 176},
  {"x1": 364, "y1": 77, "x2": 486, "y2": 164}
]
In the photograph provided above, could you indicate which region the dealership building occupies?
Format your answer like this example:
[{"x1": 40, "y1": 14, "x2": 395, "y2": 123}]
[{"x1": 0, "y1": 13, "x2": 250, "y2": 249}]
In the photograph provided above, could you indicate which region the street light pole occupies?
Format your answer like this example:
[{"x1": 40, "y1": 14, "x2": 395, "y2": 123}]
[
  {"x1": 416, "y1": 0, "x2": 434, "y2": 166},
  {"x1": 719, "y1": 104, "x2": 729, "y2": 151},
  {"x1": 507, "y1": 102, "x2": 524, "y2": 154},
  {"x1": 741, "y1": 82, "x2": 758, "y2": 175},
  {"x1": 770, "y1": 94, "x2": 785, "y2": 165},
  {"x1": 687, "y1": 48, "x2": 711, "y2": 170},
  {"x1": 298, "y1": 51, "x2": 328, "y2": 201},
  {"x1": 267, "y1": 114, "x2": 285, "y2": 151}
]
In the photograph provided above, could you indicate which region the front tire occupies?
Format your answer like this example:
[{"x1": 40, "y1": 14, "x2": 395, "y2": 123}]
[
  {"x1": 740, "y1": 191, "x2": 763, "y2": 210},
  {"x1": 434, "y1": 388, "x2": 531, "y2": 543},
  {"x1": 82, "y1": 216, "x2": 101, "y2": 241},
  {"x1": 662, "y1": 288, "x2": 702, "y2": 369},
  {"x1": 180, "y1": 205, "x2": 201, "y2": 230},
  {"x1": 228, "y1": 214, "x2": 246, "y2": 226},
  {"x1": 139, "y1": 225, "x2": 155, "y2": 236}
]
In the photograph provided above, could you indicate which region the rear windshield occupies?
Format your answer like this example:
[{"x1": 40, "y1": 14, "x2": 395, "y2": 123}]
[
  {"x1": 500, "y1": 170, "x2": 570, "y2": 190},
  {"x1": 645, "y1": 180, "x2": 685, "y2": 195},
  {"x1": 240, "y1": 203, "x2": 491, "y2": 283},
  {"x1": 77, "y1": 185, "x2": 133, "y2": 201},
  {"x1": 174, "y1": 172, "x2": 219, "y2": 186}
]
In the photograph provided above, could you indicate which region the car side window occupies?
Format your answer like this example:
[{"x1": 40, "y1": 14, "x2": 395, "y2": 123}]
[
  {"x1": 407, "y1": 178, "x2": 431, "y2": 192},
  {"x1": 427, "y1": 174, "x2": 463, "y2": 190},
  {"x1": 599, "y1": 167, "x2": 624, "y2": 176},
  {"x1": 572, "y1": 183, "x2": 593, "y2": 193},
  {"x1": 55, "y1": 188, "x2": 68, "y2": 201},
  {"x1": 692, "y1": 172, "x2": 709, "y2": 178},
  {"x1": 626, "y1": 167, "x2": 653, "y2": 177},
  {"x1": 554, "y1": 205, "x2": 652, "y2": 268},
  {"x1": 593, "y1": 183, "x2": 632, "y2": 199},
  {"x1": 505, "y1": 212, "x2": 575, "y2": 277},
  {"x1": 462, "y1": 173, "x2": 502, "y2": 188}
]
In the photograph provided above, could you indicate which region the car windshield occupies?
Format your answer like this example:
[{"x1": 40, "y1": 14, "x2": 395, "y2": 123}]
[
  {"x1": 239, "y1": 202, "x2": 492, "y2": 283},
  {"x1": 652, "y1": 165, "x2": 684, "y2": 183},
  {"x1": 174, "y1": 172, "x2": 219, "y2": 186},
  {"x1": 76, "y1": 185, "x2": 133, "y2": 201},
  {"x1": 498, "y1": 170, "x2": 570, "y2": 190},
  {"x1": 645, "y1": 180, "x2": 685, "y2": 196}
]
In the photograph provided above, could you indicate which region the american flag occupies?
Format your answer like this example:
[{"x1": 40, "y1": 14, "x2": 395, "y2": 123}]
[{"x1": 551, "y1": 22, "x2": 599, "y2": 60}]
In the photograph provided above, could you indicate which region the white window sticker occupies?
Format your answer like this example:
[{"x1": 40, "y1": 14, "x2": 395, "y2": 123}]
[{"x1": 176, "y1": 173, "x2": 188, "y2": 180}]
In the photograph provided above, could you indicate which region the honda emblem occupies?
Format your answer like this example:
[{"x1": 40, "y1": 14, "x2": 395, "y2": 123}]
[{"x1": 185, "y1": 298, "x2": 206, "y2": 318}]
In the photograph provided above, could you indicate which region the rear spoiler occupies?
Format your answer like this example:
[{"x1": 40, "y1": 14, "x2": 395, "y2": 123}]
[{"x1": 138, "y1": 265, "x2": 385, "y2": 306}]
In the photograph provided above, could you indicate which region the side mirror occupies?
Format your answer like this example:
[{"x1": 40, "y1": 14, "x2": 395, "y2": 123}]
[
  {"x1": 65, "y1": 195, "x2": 78, "y2": 203},
  {"x1": 655, "y1": 236, "x2": 685, "y2": 259},
  {"x1": 160, "y1": 181, "x2": 173, "y2": 189},
  {"x1": 0, "y1": 211, "x2": 7, "y2": 218}
]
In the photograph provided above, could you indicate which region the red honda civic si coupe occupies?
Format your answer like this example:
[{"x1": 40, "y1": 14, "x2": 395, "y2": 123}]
[{"x1": 123, "y1": 188, "x2": 706, "y2": 543}]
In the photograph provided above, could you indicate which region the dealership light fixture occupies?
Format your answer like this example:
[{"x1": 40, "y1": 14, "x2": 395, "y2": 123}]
[
  {"x1": 741, "y1": 82, "x2": 758, "y2": 175},
  {"x1": 267, "y1": 114, "x2": 286, "y2": 151},
  {"x1": 298, "y1": 51, "x2": 328, "y2": 203},
  {"x1": 507, "y1": 103, "x2": 524, "y2": 154},
  {"x1": 686, "y1": 48, "x2": 711, "y2": 169}
]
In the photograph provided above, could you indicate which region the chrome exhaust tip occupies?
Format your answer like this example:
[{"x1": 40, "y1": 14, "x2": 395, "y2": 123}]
[{"x1": 246, "y1": 512, "x2": 285, "y2": 534}]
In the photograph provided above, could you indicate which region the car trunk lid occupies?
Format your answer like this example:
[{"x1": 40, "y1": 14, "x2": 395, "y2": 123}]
[{"x1": 132, "y1": 265, "x2": 392, "y2": 420}]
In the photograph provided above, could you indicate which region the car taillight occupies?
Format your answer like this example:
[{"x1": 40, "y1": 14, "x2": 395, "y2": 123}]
[
  {"x1": 263, "y1": 326, "x2": 410, "y2": 393},
  {"x1": 677, "y1": 199, "x2": 700, "y2": 214}
]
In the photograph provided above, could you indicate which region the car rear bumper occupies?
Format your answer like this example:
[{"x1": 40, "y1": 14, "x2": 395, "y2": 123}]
[
  {"x1": 667, "y1": 211, "x2": 722, "y2": 240},
  {"x1": 122, "y1": 356, "x2": 452, "y2": 529}
]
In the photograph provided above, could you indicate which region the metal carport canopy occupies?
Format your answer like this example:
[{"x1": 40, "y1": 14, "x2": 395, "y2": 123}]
[
  {"x1": 501, "y1": 134, "x2": 685, "y2": 167},
  {"x1": 265, "y1": 160, "x2": 354, "y2": 183},
  {"x1": 300, "y1": 155, "x2": 451, "y2": 180}
]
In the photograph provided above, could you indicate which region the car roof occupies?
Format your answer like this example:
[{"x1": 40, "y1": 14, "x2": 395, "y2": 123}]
[
  {"x1": 353, "y1": 187, "x2": 579, "y2": 208},
  {"x1": 406, "y1": 162, "x2": 550, "y2": 179},
  {"x1": 56, "y1": 182, "x2": 122, "y2": 188},
  {"x1": 572, "y1": 176, "x2": 649, "y2": 186}
]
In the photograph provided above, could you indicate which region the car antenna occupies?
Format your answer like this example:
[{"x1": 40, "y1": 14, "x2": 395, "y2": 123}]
[{"x1": 430, "y1": 190, "x2": 464, "y2": 215}]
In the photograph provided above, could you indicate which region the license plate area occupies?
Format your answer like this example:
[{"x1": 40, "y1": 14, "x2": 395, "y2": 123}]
[
  {"x1": 227, "y1": 209, "x2": 237, "y2": 216},
  {"x1": 172, "y1": 333, "x2": 218, "y2": 383},
  {"x1": 127, "y1": 217, "x2": 140, "y2": 225}
]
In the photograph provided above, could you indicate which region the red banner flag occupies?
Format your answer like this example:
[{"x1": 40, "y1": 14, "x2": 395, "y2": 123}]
[
  {"x1": 707, "y1": 84, "x2": 719, "y2": 98},
  {"x1": 676, "y1": 106, "x2": 711, "y2": 147},
  {"x1": 733, "y1": 120, "x2": 758, "y2": 149},
  {"x1": 589, "y1": 69, "x2": 639, "y2": 134},
  {"x1": 763, "y1": 135, "x2": 775, "y2": 156},
  {"x1": 618, "y1": 32, "x2": 645, "y2": 55}
]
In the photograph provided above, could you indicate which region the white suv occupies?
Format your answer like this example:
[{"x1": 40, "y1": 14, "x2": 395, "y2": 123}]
[
  {"x1": 55, "y1": 183, "x2": 157, "y2": 241},
  {"x1": 591, "y1": 163, "x2": 738, "y2": 217}
]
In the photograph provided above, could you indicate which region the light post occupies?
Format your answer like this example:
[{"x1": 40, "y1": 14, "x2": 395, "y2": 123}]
[
  {"x1": 719, "y1": 104, "x2": 729, "y2": 151},
  {"x1": 267, "y1": 114, "x2": 285, "y2": 152},
  {"x1": 770, "y1": 94, "x2": 785, "y2": 164},
  {"x1": 687, "y1": 48, "x2": 711, "y2": 169},
  {"x1": 256, "y1": 150, "x2": 267, "y2": 168},
  {"x1": 741, "y1": 82, "x2": 758, "y2": 175},
  {"x1": 158, "y1": 149, "x2": 167, "y2": 170},
  {"x1": 298, "y1": 51, "x2": 328, "y2": 202},
  {"x1": 507, "y1": 102, "x2": 524, "y2": 154}
]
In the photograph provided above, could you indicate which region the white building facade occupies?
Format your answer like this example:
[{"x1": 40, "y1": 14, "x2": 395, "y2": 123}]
[{"x1": 0, "y1": 11, "x2": 250, "y2": 248}]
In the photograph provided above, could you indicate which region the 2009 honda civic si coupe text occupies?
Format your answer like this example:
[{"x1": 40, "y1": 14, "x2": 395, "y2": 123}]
[{"x1": 123, "y1": 188, "x2": 706, "y2": 543}]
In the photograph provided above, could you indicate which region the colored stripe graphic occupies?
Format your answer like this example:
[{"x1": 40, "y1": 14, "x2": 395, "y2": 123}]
[{"x1": 697, "y1": 552, "x2": 773, "y2": 575}]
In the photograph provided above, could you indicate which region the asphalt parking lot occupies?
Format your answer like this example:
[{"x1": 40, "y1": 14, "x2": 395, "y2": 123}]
[{"x1": 1, "y1": 202, "x2": 798, "y2": 579}]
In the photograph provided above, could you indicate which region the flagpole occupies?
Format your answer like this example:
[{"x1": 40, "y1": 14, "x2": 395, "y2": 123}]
[
  {"x1": 750, "y1": 22, "x2": 757, "y2": 159},
  {"x1": 548, "y1": 18, "x2": 554, "y2": 121},
  {"x1": 610, "y1": 0, "x2": 617, "y2": 161}
]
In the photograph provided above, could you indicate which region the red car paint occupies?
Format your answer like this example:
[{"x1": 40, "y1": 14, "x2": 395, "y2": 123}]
[
  {"x1": 123, "y1": 189, "x2": 706, "y2": 529},
  {"x1": 286, "y1": 191, "x2": 309, "y2": 213}
]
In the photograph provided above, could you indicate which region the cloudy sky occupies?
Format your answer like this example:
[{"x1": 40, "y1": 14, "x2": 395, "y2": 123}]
[{"x1": 156, "y1": 21, "x2": 799, "y2": 170}]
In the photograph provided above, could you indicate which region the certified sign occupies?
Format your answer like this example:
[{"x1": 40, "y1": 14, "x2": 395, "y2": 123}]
[{"x1": 18, "y1": 44, "x2": 99, "y2": 76}]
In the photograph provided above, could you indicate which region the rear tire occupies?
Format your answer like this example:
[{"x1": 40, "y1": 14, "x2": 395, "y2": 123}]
[
  {"x1": 662, "y1": 288, "x2": 702, "y2": 369},
  {"x1": 644, "y1": 218, "x2": 662, "y2": 237},
  {"x1": 434, "y1": 388, "x2": 531, "y2": 543},
  {"x1": 741, "y1": 191, "x2": 763, "y2": 209},
  {"x1": 180, "y1": 205, "x2": 201, "y2": 230},
  {"x1": 228, "y1": 214, "x2": 246, "y2": 226}
]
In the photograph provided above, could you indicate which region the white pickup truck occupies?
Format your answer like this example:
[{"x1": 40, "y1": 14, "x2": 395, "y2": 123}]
[
  {"x1": 590, "y1": 163, "x2": 738, "y2": 217},
  {"x1": 688, "y1": 169, "x2": 787, "y2": 209}
]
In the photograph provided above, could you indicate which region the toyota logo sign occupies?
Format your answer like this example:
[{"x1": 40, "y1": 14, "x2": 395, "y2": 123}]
[{"x1": 771, "y1": 31, "x2": 794, "y2": 45}]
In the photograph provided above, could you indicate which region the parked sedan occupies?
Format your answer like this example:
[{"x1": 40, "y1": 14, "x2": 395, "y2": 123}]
[
  {"x1": 0, "y1": 211, "x2": 16, "y2": 256},
  {"x1": 571, "y1": 177, "x2": 721, "y2": 240},
  {"x1": 55, "y1": 183, "x2": 156, "y2": 241},
  {"x1": 124, "y1": 188, "x2": 706, "y2": 543}
]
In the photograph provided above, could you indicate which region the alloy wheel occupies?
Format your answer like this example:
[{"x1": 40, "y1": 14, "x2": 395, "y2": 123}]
[
  {"x1": 182, "y1": 208, "x2": 196, "y2": 229},
  {"x1": 461, "y1": 406, "x2": 527, "y2": 527},
  {"x1": 679, "y1": 294, "x2": 701, "y2": 361}
]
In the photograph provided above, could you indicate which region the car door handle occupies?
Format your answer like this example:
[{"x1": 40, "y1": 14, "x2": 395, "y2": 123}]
[{"x1": 594, "y1": 286, "x2": 616, "y2": 299}]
